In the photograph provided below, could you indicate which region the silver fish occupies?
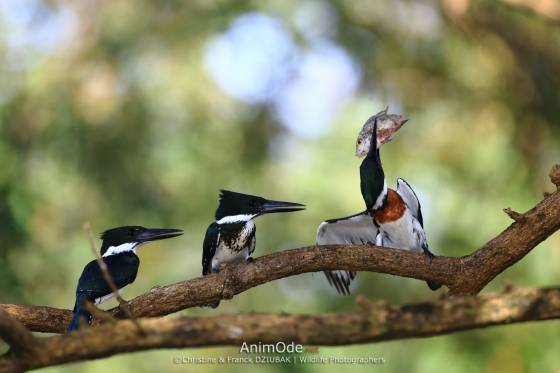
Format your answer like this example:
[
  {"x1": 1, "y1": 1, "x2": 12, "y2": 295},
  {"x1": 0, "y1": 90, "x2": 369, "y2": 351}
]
[{"x1": 355, "y1": 107, "x2": 408, "y2": 158}]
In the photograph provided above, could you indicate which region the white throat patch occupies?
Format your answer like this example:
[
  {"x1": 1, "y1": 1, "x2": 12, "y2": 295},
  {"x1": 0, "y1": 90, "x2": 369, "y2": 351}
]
[
  {"x1": 102, "y1": 242, "x2": 138, "y2": 257},
  {"x1": 373, "y1": 180, "x2": 388, "y2": 210},
  {"x1": 216, "y1": 214, "x2": 256, "y2": 225}
]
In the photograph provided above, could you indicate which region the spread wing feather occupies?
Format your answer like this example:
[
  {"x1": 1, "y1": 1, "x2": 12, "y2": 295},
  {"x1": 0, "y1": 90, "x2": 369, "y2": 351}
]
[
  {"x1": 396, "y1": 178, "x2": 441, "y2": 290},
  {"x1": 396, "y1": 178, "x2": 423, "y2": 227},
  {"x1": 316, "y1": 211, "x2": 378, "y2": 295}
]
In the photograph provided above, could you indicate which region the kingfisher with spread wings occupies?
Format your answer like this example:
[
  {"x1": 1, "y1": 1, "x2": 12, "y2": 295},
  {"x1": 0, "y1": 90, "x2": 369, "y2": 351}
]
[{"x1": 317, "y1": 111, "x2": 440, "y2": 294}]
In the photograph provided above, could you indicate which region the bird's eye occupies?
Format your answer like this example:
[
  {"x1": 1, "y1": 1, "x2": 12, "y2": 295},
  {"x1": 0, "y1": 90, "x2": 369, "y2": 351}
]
[{"x1": 358, "y1": 139, "x2": 362, "y2": 144}]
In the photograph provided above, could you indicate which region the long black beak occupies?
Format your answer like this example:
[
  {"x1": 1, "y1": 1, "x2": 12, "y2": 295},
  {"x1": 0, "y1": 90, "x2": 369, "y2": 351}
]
[
  {"x1": 259, "y1": 200, "x2": 306, "y2": 216},
  {"x1": 367, "y1": 118, "x2": 379, "y2": 158},
  {"x1": 137, "y1": 228, "x2": 184, "y2": 243}
]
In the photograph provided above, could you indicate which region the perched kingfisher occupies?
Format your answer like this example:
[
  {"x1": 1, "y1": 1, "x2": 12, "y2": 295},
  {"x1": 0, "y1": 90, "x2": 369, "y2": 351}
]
[
  {"x1": 68, "y1": 226, "x2": 183, "y2": 331},
  {"x1": 317, "y1": 114, "x2": 440, "y2": 294},
  {"x1": 202, "y1": 190, "x2": 305, "y2": 308}
]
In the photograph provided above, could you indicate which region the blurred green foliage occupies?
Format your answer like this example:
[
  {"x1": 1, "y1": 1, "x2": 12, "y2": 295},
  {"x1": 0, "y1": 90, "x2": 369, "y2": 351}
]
[{"x1": 0, "y1": 0, "x2": 559, "y2": 372}]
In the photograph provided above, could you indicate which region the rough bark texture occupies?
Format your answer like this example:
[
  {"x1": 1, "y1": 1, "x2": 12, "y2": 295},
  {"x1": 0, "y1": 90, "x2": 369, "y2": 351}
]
[
  {"x1": 0, "y1": 309, "x2": 35, "y2": 355},
  {"x1": 455, "y1": 187, "x2": 560, "y2": 295},
  {"x1": 1, "y1": 287, "x2": 559, "y2": 372},
  {"x1": 0, "y1": 164, "x2": 559, "y2": 372},
  {"x1": 3, "y1": 242, "x2": 464, "y2": 333},
  {"x1": 3, "y1": 179, "x2": 560, "y2": 333}
]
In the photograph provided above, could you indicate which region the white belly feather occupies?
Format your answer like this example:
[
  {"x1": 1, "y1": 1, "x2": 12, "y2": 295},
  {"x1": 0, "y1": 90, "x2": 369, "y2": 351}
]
[
  {"x1": 94, "y1": 289, "x2": 123, "y2": 305},
  {"x1": 378, "y1": 210, "x2": 423, "y2": 252},
  {"x1": 211, "y1": 221, "x2": 255, "y2": 270}
]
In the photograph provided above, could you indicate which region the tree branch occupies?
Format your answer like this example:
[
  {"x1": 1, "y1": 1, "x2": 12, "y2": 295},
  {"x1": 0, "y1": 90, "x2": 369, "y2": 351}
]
[
  {"x1": 1, "y1": 287, "x2": 559, "y2": 371},
  {"x1": 2, "y1": 164, "x2": 560, "y2": 334},
  {"x1": 0, "y1": 309, "x2": 36, "y2": 355},
  {"x1": 0, "y1": 164, "x2": 558, "y2": 370}
]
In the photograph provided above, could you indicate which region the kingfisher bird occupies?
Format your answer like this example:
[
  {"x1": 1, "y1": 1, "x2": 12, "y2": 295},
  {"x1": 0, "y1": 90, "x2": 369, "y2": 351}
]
[
  {"x1": 202, "y1": 190, "x2": 305, "y2": 308},
  {"x1": 317, "y1": 110, "x2": 403, "y2": 294},
  {"x1": 317, "y1": 115, "x2": 440, "y2": 294},
  {"x1": 68, "y1": 226, "x2": 183, "y2": 331}
]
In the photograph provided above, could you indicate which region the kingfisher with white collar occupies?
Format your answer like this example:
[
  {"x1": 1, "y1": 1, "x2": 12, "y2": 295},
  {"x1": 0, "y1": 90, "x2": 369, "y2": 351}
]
[
  {"x1": 67, "y1": 226, "x2": 183, "y2": 331},
  {"x1": 202, "y1": 190, "x2": 305, "y2": 308},
  {"x1": 317, "y1": 112, "x2": 440, "y2": 293}
]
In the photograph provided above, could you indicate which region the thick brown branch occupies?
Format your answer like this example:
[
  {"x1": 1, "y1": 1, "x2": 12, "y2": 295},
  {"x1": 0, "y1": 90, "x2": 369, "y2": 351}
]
[
  {"x1": 2, "y1": 287, "x2": 559, "y2": 371},
  {"x1": 0, "y1": 305, "x2": 70, "y2": 335},
  {"x1": 457, "y1": 185, "x2": 560, "y2": 295},
  {"x1": 0, "y1": 246, "x2": 462, "y2": 334},
  {"x1": 2, "y1": 165, "x2": 559, "y2": 335},
  {"x1": 0, "y1": 309, "x2": 36, "y2": 356}
]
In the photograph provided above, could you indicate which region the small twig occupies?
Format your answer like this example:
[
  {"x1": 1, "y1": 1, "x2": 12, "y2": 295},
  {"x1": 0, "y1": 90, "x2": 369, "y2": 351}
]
[
  {"x1": 356, "y1": 295, "x2": 374, "y2": 312},
  {"x1": 83, "y1": 223, "x2": 144, "y2": 334},
  {"x1": 503, "y1": 208, "x2": 526, "y2": 223},
  {"x1": 0, "y1": 308, "x2": 36, "y2": 355},
  {"x1": 503, "y1": 280, "x2": 514, "y2": 293},
  {"x1": 549, "y1": 164, "x2": 560, "y2": 189},
  {"x1": 83, "y1": 223, "x2": 132, "y2": 317},
  {"x1": 82, "y1": 301, "x2": 117, "y2": 324}
]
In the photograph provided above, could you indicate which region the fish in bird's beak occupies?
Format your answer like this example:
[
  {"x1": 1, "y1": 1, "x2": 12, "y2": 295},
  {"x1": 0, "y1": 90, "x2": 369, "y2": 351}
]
[
  {"x1": 137, "y1": 228, "x2": 184, "y2": 243},
  {"x1": 355, "y1": 107, "x2": 408, "y2": 158},
  {"x1": 259, "y1": 200, "x2": 306, "y2": 216}
]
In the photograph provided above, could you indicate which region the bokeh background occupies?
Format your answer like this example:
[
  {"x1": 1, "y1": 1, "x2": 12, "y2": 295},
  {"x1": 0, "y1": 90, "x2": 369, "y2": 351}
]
[{"x1": 1, "y1": 0, "x2": 560, "y2": 372}]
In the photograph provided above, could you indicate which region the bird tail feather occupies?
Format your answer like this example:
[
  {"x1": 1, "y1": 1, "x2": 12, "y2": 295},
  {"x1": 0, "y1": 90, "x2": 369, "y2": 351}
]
[
  {"x1": 324, "y1": 270, "x2": 356, "y2": 295},
  {"x1": 426, "y1": 281, "x2": 442, "y2": 291},
  {"x1": 67, "y1": 300, "x2": 92, "y2": 332}
]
